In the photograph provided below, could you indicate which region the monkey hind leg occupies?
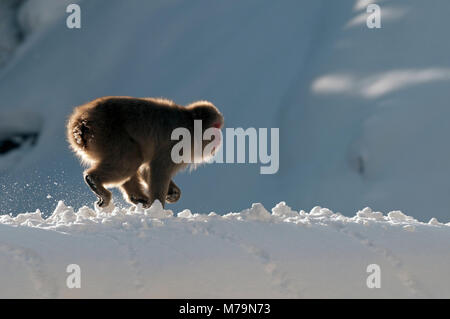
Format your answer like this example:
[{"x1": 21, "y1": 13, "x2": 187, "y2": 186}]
[
  {"x1": 84, "y1": 173, "x2": 112, "y2": 208},
  {"x1": 120, "y1": 173, "x2": 150, "y2": 208},
  {"x1": 84, "y1": 151, "x2": 142, "y2": 208}
]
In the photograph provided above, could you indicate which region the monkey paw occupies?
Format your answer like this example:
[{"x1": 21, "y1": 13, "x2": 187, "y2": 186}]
[
  {"x1": 129, "y1": 196, "x2": 151, "y2": 208},
  {"x1": 96, "y1": 197, "x2": 112, "y2": 208},
  {"x1": 94, "y1": 197, "x2": 115, "y2": 213},
  {"x1": 166, "y1": 188, "x2": 181, "y2": 203},
  {"x1": 97, "y1": 198, "x2": 105, "y2": 207}
]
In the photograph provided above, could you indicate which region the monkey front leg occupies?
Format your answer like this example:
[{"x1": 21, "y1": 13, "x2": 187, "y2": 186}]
[
  {"x1": 139, "y1": 163, "x2": 181, "y2": 204},
  {"x1": 120, "y1": 173, "x2": 151, "y2": 208},
  {"x1": 148, "y1": 160, "x2": 176, "y2": 208}
]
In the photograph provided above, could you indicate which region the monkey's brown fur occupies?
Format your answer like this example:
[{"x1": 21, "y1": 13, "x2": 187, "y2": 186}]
[{"x1": 67, "y1": 96, "x2": 224, "y2": 208}]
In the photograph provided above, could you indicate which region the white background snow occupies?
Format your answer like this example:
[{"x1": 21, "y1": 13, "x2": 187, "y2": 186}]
[{"x1": 1, "y1": 0, "x2": 450, "y2": 298}]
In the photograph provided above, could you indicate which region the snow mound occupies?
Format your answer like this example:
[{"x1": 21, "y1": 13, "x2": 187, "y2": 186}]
[{"x1": 0, "y1": 201, "x2": 449, "y2": 298}]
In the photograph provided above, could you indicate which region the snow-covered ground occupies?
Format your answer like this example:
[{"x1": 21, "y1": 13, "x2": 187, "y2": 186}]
[{"x1": 0, "y1": 201, "x2": 449, "y2": 298}]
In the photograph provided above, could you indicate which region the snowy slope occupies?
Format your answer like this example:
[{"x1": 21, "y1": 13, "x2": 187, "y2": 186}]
[
  {"x1": 1, "y1": 0, "x2": 450, "y2": 222},
  {"x1": 0, "y1": 0, "x2": 79, "y2": 66},
  {"x1": 1, "y1": 201, "x2": 449, "y2": 298},
  {"x1": 0, "y1": 0, "x2": 22, "y2": 67},
  {"x1": 282, "y1": 0, "x2": 450, "y2": 222}
]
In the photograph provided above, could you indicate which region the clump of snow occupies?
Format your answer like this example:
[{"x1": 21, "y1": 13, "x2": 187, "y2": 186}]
[
  {"x1": 1, "y1": 209, "x2": 44, "y2": 227},
  {"x1": 143, "y1": 200, "x2": 173, "y2": 219},
  {"x1": 388, "y1": 210, "x2": 418, "y2": 223},
  {"x1": 356, "y1": 207, "x2": 385, "y2": 221},
  {"x1": 177, "y1": 209, "x2": 193, "y2": 219},
  {"x1": 235, "y1": 203, "x2": 272, "y2": 221},
  {"x1": 428, "y1": 217, "x2": 442, "y2": 226},
  {"x1": 309, "y1": 206, "x2": 334, "y2": 218},
  {"x1": 271, "y1": 201, "x2": 299, "y2": 218}
]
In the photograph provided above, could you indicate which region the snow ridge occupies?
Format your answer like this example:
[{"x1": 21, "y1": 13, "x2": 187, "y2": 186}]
[{"x1": 1, "y1": 201, "x2": 447, "y2": 233}]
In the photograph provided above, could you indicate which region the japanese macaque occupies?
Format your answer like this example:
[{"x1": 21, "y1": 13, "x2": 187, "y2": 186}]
[{"x1": 67, "y1": 96, "x2": 224, "y2": 208}]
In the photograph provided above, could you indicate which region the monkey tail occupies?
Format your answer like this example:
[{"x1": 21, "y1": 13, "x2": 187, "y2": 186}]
[{"x1": 69, "y1": 118, "x2": 92, "y2": 150}]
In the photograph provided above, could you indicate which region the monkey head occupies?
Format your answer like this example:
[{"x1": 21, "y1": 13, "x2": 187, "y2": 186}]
[
  {"x1": 188, "y1": 100, "x2": 224, "y2": 128},
  {"x1": 186, "y1": 101, "x2": 224, "y2": 162}
]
